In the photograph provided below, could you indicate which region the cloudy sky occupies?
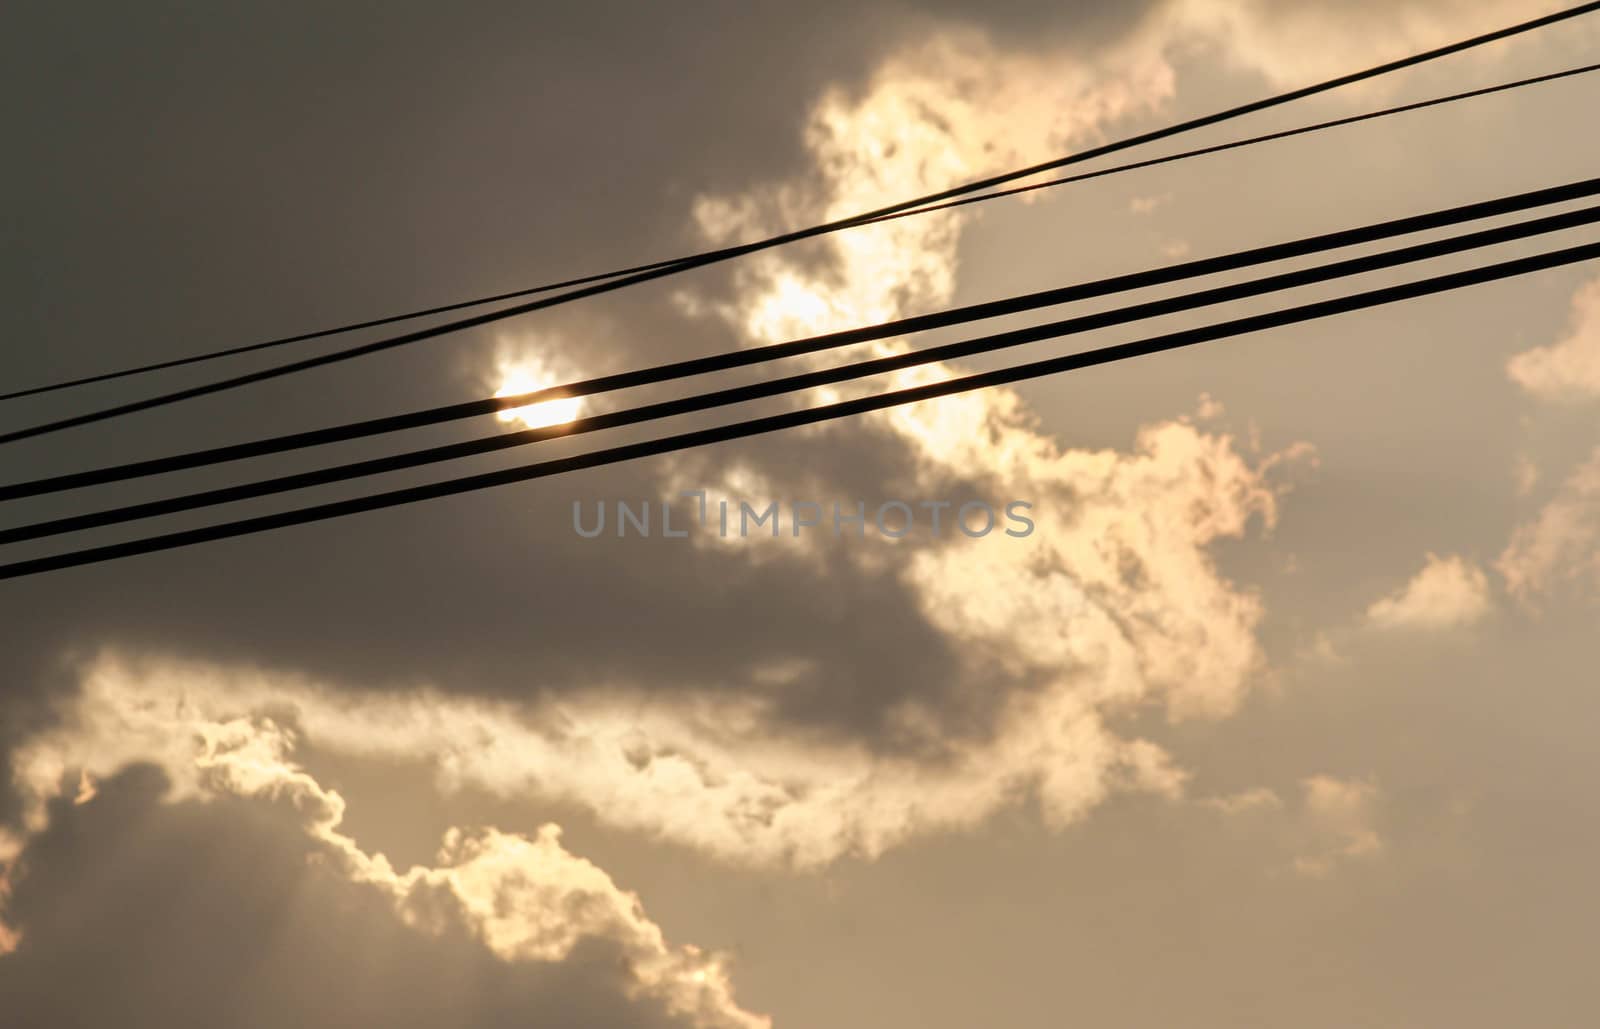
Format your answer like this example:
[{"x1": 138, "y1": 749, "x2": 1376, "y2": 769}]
[{"x1": 3, "y1": 1, "x2": 1599, "y2": 1025}]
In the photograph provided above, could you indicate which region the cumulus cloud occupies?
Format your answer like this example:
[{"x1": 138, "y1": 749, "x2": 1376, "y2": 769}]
[
  {"x1": 3, "y1": 690, "x2": 765, "y2": 1029},
  {"x1": 6, "y1": 642, "x2": 1188, "y2": 875},
  {"x1": 684, "y1": 27, "x2": 1307, "y2": 728},
  {"x1": 1, "y1": 771, "x2": 738, "y2": 1029},
  {"x1": 1366, "y1": 553, "x2": 1493, "y2": 630},
  {"x1": 1507, "y1": 275, "x2": 1600, "y2": 401},
  {"x1": 1498, "y1": 446, "x2": 1600, "y2": 604}
]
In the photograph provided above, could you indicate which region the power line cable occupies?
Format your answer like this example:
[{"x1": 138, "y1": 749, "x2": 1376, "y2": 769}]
[
  {"x1": 3, "y1": 236, "x2": 1595, "y2": 581},
  {"x1": 9, "y1": 173, "x2": 1600, "y2": 501},
  {"x1": 4, "y1": 201, "x2": 1597, "y2": 545}
]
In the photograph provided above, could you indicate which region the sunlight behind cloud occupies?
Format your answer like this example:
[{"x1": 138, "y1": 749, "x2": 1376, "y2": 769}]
[{"x1": 494, "y1": 360, "x2": 583, "y2": 430}]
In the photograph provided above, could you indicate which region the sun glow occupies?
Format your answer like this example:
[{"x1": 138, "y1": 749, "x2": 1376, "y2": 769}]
[{"x1": 494, "y1": 363, "x2": 583, "y2": 430}]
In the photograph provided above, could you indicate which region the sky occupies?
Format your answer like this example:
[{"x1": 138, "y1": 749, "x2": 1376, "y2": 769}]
[{"x1": 2, "y1": 1, "x2": 1599, "y2": 1026}]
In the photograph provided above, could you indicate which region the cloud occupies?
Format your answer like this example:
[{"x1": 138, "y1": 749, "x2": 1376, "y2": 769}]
[
  {"x1": 1497, "y1": 445, "x2": 1600, "y2": 604},
  {"x1": 1497, "y1": 261, "x2": 1600, "y2": 608},
  {"x1": 688, "y1": 24, "x2": 1178, "y2": 344},
  {"x1": 3, "y1": 691, "x2": 765, "y2": 1029},
  {"x1": 1, "y1": 768, "x2": 749, "y2": 1029},
  {"x1": 1366, "y1": 553, "x2": 1492, "y2": 630},
  {"x1": 1507, "y1": 275, "x2": 1600, "y2": 402},
  {"x1": 683, "y1": 29, "x2": 1308, "y2": 729},
  {"x1": 6, "y1": 635, "x2": 1191, "y2": 875}
]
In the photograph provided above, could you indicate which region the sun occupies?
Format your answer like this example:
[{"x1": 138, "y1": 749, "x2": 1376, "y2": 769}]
[{"x1": 494, "y1": 363, "x2": 583, "y2": 430}]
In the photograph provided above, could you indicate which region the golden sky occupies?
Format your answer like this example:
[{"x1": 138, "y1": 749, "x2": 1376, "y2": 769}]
[{"x1": 2, "y1": 1, "x2": 1599, "y2": 1026}]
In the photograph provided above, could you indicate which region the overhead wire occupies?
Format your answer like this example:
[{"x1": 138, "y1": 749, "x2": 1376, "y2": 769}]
[
  {"x1": 8, "y1": 173, "x2": 1600, "y2": 502},
  {"x1": 3, "y1": 233, "x2": 1596, "y2": 580}
]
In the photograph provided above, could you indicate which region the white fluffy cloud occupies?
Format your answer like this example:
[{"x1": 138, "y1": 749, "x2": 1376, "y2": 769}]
[{"x1": 1366, "y1": 553, "x2": 1493, "y2": 630}]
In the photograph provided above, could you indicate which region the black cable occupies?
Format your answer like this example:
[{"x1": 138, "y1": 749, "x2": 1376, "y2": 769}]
[
  {"x1": 4, "y1": 2, "x2": 1595, "y2": 429},
  {"x1": 3, "y1": 236, "x2": 1596, "y2": 581},
  {"x1": 4, "y1": 201, "x2": 1597, "y2": 545},
  {"x1": 10, "y1": 173, "x2": 1600, "y2": 502}
]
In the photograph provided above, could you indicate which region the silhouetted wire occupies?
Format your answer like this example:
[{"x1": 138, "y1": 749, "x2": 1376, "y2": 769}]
[
  {"x1": 4, "y1": 202, "x2": 1597, "y2": 545},
  {"x1": 3, "y1": 236, "x2": 1596, "y2": 581},
  {"x1": 8, "y1": 173, "x2": 1600, "y2": 501}
]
